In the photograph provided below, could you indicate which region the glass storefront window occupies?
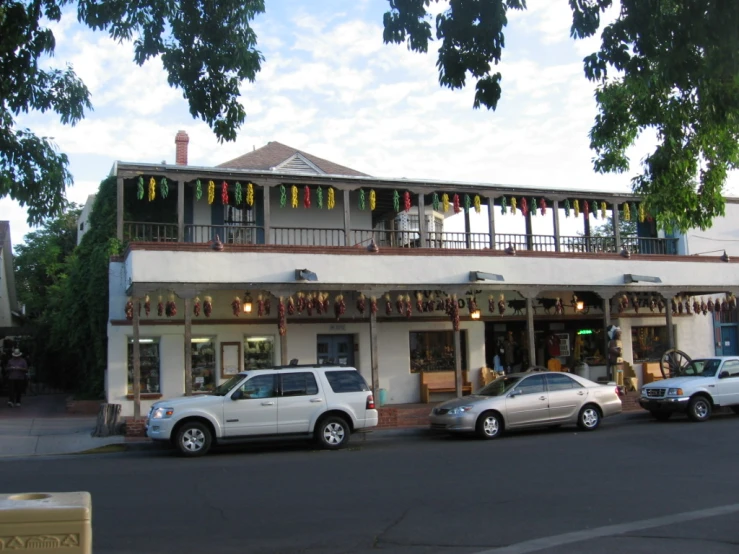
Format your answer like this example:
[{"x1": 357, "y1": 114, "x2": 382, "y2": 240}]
[
  {"x1": 191, "y1": 337, "x2": 216, "y2": 392},
  {"x1": 632, "y1": 326, "x2": 671, "y2": 362},
  {"x1": 244, "y1": 336, "x2": 275, "y2": 370},
  {"x1": 573, "y1": 329, "x2": 606, "y2": 365},
  {"x1": 409, "y1": 331, "x2": 467, "y2": 373},
  {"x1": 127, "y1": 338, "x2": 160, "y2": 394}
]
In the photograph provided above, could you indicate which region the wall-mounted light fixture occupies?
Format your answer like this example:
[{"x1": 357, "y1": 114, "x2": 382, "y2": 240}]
[
  {"x1": 243, "y1": 293, "x2": 253, "y2": 313},
  {"x1": 295, "y1": 269, "x2": 318, "y2": 281},
  {"x1": 576, "y1": 301, "x2": 585, "y2": 312},
  {"x1": 471, "y1": 309, "x2": 482, "y2": 320}
]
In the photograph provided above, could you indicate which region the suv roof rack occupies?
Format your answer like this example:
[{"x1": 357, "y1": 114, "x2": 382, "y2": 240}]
[{"x1": 249, "y1": 364, "x2": 350, "y2": 371}]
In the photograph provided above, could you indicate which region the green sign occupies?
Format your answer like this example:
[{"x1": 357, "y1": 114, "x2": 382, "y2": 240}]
[{"x1": 577, "y1": 329, "x2": 594, "y2": 335}]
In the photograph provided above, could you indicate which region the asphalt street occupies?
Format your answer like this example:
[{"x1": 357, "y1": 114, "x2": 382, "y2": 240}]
[{"x1": 1, "y1": 411, "x2": 739, "y2": 554}]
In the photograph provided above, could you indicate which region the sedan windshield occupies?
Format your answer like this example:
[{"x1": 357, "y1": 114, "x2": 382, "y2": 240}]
[
  {"x1": 213, "y1": 374, "x2": 246, "y2": 396},
  {"x1": 477, "y1": 376, "x2": 522, "y2": 397},
  {"x1": 683, "y1": 359, "x2": 722, "y2": 377}
]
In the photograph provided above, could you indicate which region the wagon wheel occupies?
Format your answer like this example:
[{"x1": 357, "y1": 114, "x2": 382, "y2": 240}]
[{"x1": 660, "y1": 348, "x2": 693, "y2": 379}]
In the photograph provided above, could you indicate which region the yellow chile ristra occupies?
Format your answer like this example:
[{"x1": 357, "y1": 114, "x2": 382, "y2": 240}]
[
  {"x1": 291, "y1": 185, "x2": 299, "y2": 208},
  {"x1": 474, "y1": 195, "x2": 481, "y2": 214},
  {"x1": 638, "y1": 204, "x2": 646, "y2": 223},
  {"x1": 208, "y1": 180, "x2": 215, "y2": 204},
  {"x1": 511, "y1": 197, "x2": 517, "y2": 215},
  {"x1": 573, "y1": 199, "x2": 580, "y2": 217},
  {"x1": 369, "y1": 189, "x2": 376, "y2": 211},
  {"x1": 327, "y1": 187, "x2": 336, "y2": 209},
  {"x1": 246, "y1": 183, "x2": 254, "y2": 206},
  {"x1": 600, "y1": 202, "x2": 607, "y2": 219},
  {"x1": 148, "y1": 177, "x2": 156, "y2": 201},
  {"x1": 623, "y1": 203, "x2": 631, "y2": 221},
  {"x1": 442, "y1": 193, "x2": 450, "y2": 213}
]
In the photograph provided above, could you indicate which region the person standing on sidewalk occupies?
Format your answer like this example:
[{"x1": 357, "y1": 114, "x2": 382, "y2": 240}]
[{"x1": 6, "y1": 348, "x2": 28, "y2": 407}]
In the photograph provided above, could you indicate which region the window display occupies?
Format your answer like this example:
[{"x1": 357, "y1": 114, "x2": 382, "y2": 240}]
[
  {"x1": 191, "y1": 337, "x2": 216, "y2": 392},
  {"x1": 632, "y1": 326, "x2": 671, "y2": 362},
  {"x1": 127, "y1": 338, "x2": 160, "y2": 394},
  {"x1": 244, "y1": 336, "x2": 275, "y2": 370},
  {"x1": 409, "y1": 331, "x2": 468, "y2": 373}
]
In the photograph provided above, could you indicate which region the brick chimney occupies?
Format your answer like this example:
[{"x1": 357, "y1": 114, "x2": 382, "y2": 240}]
[{"x1": 175, "y1": 130, "x2": 189, "y2": 165}]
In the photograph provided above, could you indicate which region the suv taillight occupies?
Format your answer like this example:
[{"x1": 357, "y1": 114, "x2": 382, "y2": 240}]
[{"x1": 366, "y1": 394, "x2": 375, "y2": 410}]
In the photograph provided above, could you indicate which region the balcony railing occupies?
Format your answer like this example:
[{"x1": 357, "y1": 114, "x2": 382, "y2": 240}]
[{"x1": 124, "y1": 222, "x2": 680, "y2": 255}]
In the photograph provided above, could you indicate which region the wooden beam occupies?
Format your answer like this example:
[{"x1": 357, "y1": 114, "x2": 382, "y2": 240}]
[
  {"x1": 132, "y1": 295, "x2": 141, "y2": 420},
  {"x1": 613, "y1": 202, "x2": 621, "y2": 250},
  {"x1": 488, "y1": 197, "x2": 496, "y2": 249},
  {"x1": 177, "y1": 180, "x2": 185, "y2": 242},
  {"x1": 454, "y1": 329, "x2": 463, "y2": 397},
  {"x1": 117, "y1": 177, "x2": 124, "y2": 242},
  {"x1": 525, "y1": 211, "x2": 533, "y2": 250},
  {"x1": 666, "y1": 300, "x2": 675, "y2": 349},
  {"x1": 184, "y1": 297, "x2": 192, "y2": 396}
]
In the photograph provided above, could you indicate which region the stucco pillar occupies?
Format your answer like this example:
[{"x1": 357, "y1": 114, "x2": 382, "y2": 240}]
[
  {"x1": 487, "y1": 197, "x2": 496, "y2": 249},
  {"x1": 665, "y1": 298, "x2": 675, "y2": 349},
  {"x1": 132, "y1": 295, "x2": 141, "y2": 420},
  {"x1": 117, "y1": 177, "x2": 124, "y2": 242},
  {"x1": 552, "y1": 200, "x2": 561, "y2": 252},
  {"x1": 184, "y1": 297, "x2": 192, "y2": 396},
  {"x1": 177, "y1": 180, "x2": 185, "y2": 242},
  {"x1": 584, "y1": 213, "x2": 592, "y2": 252},
  {"x1": 370, "y1": 309, "x2": 379, "y2": 401},
  {"x1": 280, "y1": 326, "x2": 288, "y2": 365},
  {"x1": 417, "y1": 193, "x2": 427, "y2": 248},
  {"x1": 526, "y1": 296, "x2": 536, "y2": 367}
]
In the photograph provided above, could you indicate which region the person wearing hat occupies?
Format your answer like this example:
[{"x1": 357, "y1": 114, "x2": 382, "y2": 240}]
[{"x1": 6, "y1": 348, "x2": 28, "y2": 407}]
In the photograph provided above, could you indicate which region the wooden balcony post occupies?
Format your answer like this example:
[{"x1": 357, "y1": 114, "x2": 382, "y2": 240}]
[
  {"x1": 343, "y1": 189, "x2": 351, "y2": 246},
  {"x1": 178, "y1": 180, "x2": 185, "y2": 242},
  {"x1": 552, "y1": 200, "x2": 561, "y2": 252},
  {"x1": 488, "y1": 197, "x2": 496, "y2": 249},
  {"x1": 418, "y1": 193, "x2": 427, "y2": 248},
  {"x1": 584, "y1": 213, "x2": 592, "y2": 252},
  {"x1": 263, "y1": 185, "x2": 271, "y2": 245},
  {"x1": 132, "y1": 294, "x2": 141, "y2": 420},
  {"x1": 117, "y1": 177, "x2": 124, "y2": 242},
  {"x1": 525, "y1": 211, "x2": 533, "y2": 250},
  {"x1": 613, "y1": 202, "x2": 621, "y2": 251},
  {"x1": 464, "y1": 210, "x2": 472, "y2": 249}
]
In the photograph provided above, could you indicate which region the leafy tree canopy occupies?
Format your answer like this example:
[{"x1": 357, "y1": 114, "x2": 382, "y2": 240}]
[
  {"x1": 1, "y1": 0, "x2": 264, "y2": 225},
  {"x1": 383, "y1": 0, "x2": 739, "y2": 232}
]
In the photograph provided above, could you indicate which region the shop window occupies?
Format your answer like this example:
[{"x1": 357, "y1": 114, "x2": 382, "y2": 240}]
[
  {"x1": 573, "y1": 329, "x2": 606, "y2": 365},
  {"x1": 631, "y1": 326, "x2": 672, "y2": 362},
  {"x1": 191, "y1": 337, "x2": 216, "y2": 392},
  {"x1": 244, "y1": 336, "x2": 275, "y2": 370},
  {"x1": 127, "y1": 338, "x2": 160, "y2": 394},
  {"x1": 409, "y1": 331, "x2": 468, "y2": 373}
]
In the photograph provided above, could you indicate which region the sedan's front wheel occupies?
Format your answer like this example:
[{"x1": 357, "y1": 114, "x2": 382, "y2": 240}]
[
  {"x1": 577, "y1": 405, "x2": 601, "y2": 431},
  {"x1": 475, "y1": 411, "x2": 502, "y2": 439}
]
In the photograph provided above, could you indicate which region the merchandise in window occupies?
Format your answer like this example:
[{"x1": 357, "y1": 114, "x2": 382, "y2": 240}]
[
  {"x1": 191, "y1": 338, "x2": 216, "y2": 392},
  {"x1": 127, "y1": 338, "x2": 160, "y2": 394},
  {"x1": 244, "y1": 336, "x2": 275, "y2": 369},
  {"x1": 632, "y1": 326, "x2": 671, "y2": 362},
  {"x1": 409, "y1": 331, "x2": 468, "y2": 373}
]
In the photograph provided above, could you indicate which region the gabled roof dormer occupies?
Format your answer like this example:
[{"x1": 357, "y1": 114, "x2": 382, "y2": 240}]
[{"x1": 272, "y1": 152, "x2": 325, "y2": 175}]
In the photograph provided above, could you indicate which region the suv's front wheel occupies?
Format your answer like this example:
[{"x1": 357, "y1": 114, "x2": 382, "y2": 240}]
[
  {"x1": 316, "y1": 416, "x2": 350, "y2": 450},
  {"x1": 174, "y1": 421, "x2": 212, "y2": 457}
]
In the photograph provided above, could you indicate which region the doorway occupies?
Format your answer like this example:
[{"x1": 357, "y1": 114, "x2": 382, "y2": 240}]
[
  {"x1": 718, "y1": 325, "x2": 738, "y2": 356},
  {"x1": 317, "y1": 334, "x2": 355, "y2": 366}
]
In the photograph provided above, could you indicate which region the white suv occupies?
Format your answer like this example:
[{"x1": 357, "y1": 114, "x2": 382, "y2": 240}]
[{"x1": 146, "y1": 364, "x2": 378, "y2": 456}]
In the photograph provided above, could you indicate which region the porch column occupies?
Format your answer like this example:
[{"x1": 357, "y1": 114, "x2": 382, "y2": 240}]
[
  {"x1": 487, "y1": 197, "x2": 496, "y2": 249},
  {"x1": 603, "y1": 296, "x2": 612, "y2": 380},
  {"x1": 665, "y1": 297, "x2": 675, "y2": 349},
  {"x1": 526, "y1": 296, "x2": 536, "y2": 368},
  {"x1": 132, "y1": 295, "x2": 141, "y2": 420},
  {"x1": 584, "y1": 213, "x2": 592, "y2": 252},
  {"x1": 178, "y1": 180, "x2": 185, "y2": 242},
  {"x1": 613, "y1": 202, "x2": 621, "y2": 251},
  {"x1": 525, "y1": 211, "x2": 533, "y2": 251},
  {"x1": 417, "y1": 193, "x2": 427, "y2": 248},
  {"x1": 280, "y1": 322, "x2": 289, "y2": 365},
  {"x1": 370, "y1": 306, "x2": 380, "y2": 400},
  {"x1": 117, "y1": 177, "x2": 124, "y2": 242},
  {"x1": 464, "y1": 210, "x2": 472, "y2": 249},
  {"x1": 263, "y1": 185, "x2": 271, "y2": 245},
  {"x1": 184, "y1": 297, "x2": 192, "y2": 396},
  {"x1": 552, "y1": 200, "x2": 561, "y2": 252},
  {"x1": 454, "y1": 328, "x2": 463, "y2": 397},
  {"x1": 343, "y1": 189, "x2": 351, "y2": 246}
]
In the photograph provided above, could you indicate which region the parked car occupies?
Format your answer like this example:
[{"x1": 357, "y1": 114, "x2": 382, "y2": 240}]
[
  {"x1": 639, "y1": 356, "x2": 739, "y2": 422},
  {"x1": 146, "y1": 364, "x2": 378, "y2": 456},
  {"x1": 429, "y1": 370, "x2": 622, "y2": 439}
]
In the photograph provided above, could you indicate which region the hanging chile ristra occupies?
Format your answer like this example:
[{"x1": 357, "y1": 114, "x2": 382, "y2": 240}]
[
  {"x1": 520, "y1": 197, "x2": 528, "y2": 216},
  {"x1": 246, "y1": 183, "x2": 254, "y2": 206},
  {"x1": 403, "y1": 191, "x2": 411, "y2": 212},
  {"x1": 600, "y1": 202, "x2": 607, "y2": 220},
  {"x1": 195, "y1": 179, "x2": 203, "y2": 201},
  {"x1": 148, "y1": 177, "x2": 156, "y2": 201},
  {"x1": 432, "y1": 192, "x2": 440, "y2": 211},
  {"x1": 573, "y1": 200, "x2": 580, "y2": 217},
  {"x1": 279, "y1": 184, "x2": 287, "y2": 207},
  {"x1": 327, "y1": 187, "x2": 336, "y2": 209},
  {"x1": 511, "y1": 197, "x2": 517, "y2": 215},
  {"x1": 623, "y1": 202, "x2": 630, "y2": 221},
  {"x1": 291, "y1": 185, "x2": 299, "y2": 208},
  {"x1": 207, "y1": 180, "x2": 215, "y2": 204},
  {"x1": 583, "y1": 200, "x2": 590, "y2": 219},
  {"x1": 317, "y1": 186, "x2": 324, "y2": 208},
  {"x1": 500, "y1": 196, "x2": 507, "y2": 215},
  {"x1": 639, "y1": 204, "x2": 646, "y2": 223},
  {"x1": 369, "y1": 189, "x2": 376, "y2": 211},
  {"x1": 358, "y1": 189, "x2": 365, "y2": 210},
  {"x1": 442, "y1": 193, "x2": 450, "y2": 213},
  {"x1": 474, "y1": 194, "x2": 481, "y2": 214},
  {"x1": 531, "y1": 198, "x2": 537, "y2": 216},
  {"x1": 564, "y1": 199, "x2": 571, "y2": 217},
  {"x1": 630, "y1": 202, "x2": 638, "y2": 220},
  {"x1": 136, "y1": 177, "x2": 144, "y2": 200},
  {"x1": 160, "y1": 177, "x2": 169, "y2": 199},
  {"x1": 235, "y1": 182, "x2": 243, "y2": 205},
  {"x1": 453, "y1": 193, "x2": 461, "y2": 214},
  {"x1": 592, "y1": 200, "x2": 598, "y2": 219},
  {"x1": 539, "y1": 198, "x2": 546, "y2": 215},
  {"x1": 393, "y1": 190, "x2": 400, "y2": 212},
  {"x1": 221, "y1": 181, "x2": 229, "y2": 205},
  {"x1": 464, "y1": 194, "x2": 471, "y2": 213},
  {"x1": 304, "y1": 185, "x2": 311, "y2": 208}
]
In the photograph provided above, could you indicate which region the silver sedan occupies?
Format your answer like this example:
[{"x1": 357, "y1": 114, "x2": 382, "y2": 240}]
[{"x1": 429, "y1": 370, "x2": 622, "y2": 439}]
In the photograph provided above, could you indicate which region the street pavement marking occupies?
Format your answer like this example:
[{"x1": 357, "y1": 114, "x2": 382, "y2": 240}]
[{"x1": 475, "y1": 502, "x2": 739, "y2": 554}]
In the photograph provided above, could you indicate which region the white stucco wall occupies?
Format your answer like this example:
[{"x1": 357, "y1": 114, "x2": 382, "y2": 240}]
[{"x1": 681, "y1": 201, "x2": 739, "y2": 257}]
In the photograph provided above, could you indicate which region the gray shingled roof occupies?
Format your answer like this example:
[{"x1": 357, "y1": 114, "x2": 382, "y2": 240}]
[{"x1": 218, "y1": 141, "x2": 369, "y2": 177}]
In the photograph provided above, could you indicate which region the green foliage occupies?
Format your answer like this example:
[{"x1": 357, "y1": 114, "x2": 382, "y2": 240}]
[
  {"x1": 383, "y1": 0, "x2": 739, "y2": 231},
  {"x1": 1, "y1": 0, "x2": 265, "y2": 225}
]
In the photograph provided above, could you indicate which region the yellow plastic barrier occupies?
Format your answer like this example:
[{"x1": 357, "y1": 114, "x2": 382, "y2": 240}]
[{"x1": 0, "y1": 492, "x2": 91, "y2": 553}]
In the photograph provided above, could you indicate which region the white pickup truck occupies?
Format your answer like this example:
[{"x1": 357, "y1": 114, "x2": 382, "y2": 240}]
[{"x1": 639, "y1": 356, "x2": 739, "y2": 422}]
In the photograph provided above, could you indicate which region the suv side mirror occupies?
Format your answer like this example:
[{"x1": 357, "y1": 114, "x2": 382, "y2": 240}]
[
  {"x1": 720, "y1": 370, "x2": 730, "y2": 379},
  {"x1": 231, "y1": 390, "x2": 244, "y2": 400}
]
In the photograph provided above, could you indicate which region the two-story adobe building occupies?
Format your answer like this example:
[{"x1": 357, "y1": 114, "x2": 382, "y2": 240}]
[{"x1": 108, "y1": 132, "x2": 739, "y2": 418}]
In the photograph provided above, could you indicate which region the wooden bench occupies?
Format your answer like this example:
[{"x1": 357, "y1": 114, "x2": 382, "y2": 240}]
[{"x1": 421, "y1": 371, "x2": 473, "y2": 403}]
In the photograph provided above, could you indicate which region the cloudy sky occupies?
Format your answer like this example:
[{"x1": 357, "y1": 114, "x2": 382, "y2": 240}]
[{"x1": 3, "y1": 0, "x2": 738, "y2": 247}]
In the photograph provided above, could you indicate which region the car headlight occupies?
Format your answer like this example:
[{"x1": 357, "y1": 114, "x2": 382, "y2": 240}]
[
  {"x1": 641, "y1": 389, "x2": 649, "y2": 397},
  {"x1": 667, "y1": 388, "x2": 684, "y2": 396},
  {"x1": 448, "y1": 406, "x2": 473, "y2": 415},
  {"x1": 150, "y1": 407, "x2": 174, "y2": 419}
]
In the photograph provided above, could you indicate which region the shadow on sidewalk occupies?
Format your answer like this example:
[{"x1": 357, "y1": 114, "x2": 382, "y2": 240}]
[{"x1": 0, "y1": 393, "x2": 80, "y2": 419}]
